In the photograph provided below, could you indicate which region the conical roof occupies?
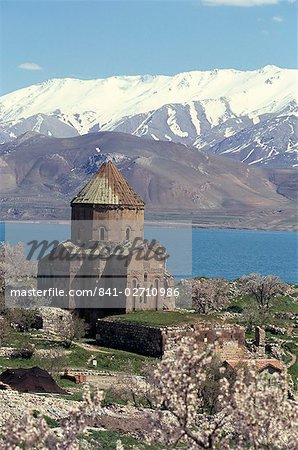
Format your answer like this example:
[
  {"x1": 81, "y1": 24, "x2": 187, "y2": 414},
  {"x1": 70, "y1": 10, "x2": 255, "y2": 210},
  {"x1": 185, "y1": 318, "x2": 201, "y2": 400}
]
[{"x1": 71, "y1": 161, "x2": 144, "y2": 207}]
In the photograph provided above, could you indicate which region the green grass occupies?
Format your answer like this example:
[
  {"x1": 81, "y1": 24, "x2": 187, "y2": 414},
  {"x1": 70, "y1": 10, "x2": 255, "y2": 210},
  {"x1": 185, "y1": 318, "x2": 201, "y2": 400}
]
[
  {"x1": 283, "y1": 342, "x2": 298, "y2": 388},
  {"x1": 0, "y1": 332, "x2": 151, "y2": 375},
  {"x1": 43, "y1": 415, "x2": 59, "y2": 428},
  {"x1": 1, "y1": 330, "x2": 70, "y2": 349},
  {"x1": 32, "y1": 410, "x2": 59, "y2": 428},
  {"x1": 270, "y1": 297, "x2": 298, "y2": 314},
  {"x1": 228, "y1": 294, "x2": 298, "y2": 315},
  {"x1": 56, "y1": 382, "x2": 131, "y2": 404},
  {"x1": 53, "y1": 376, "x2": 84, "y2": 400},
  {"x1": 69, "y1": 344, "x2": 150, "y2": 374},
  {"x1": 79, "y1": 429, "x2": 162, "y2": 450},
  {"x1": 265, "y1": 332, "x2": 294, "y2": 342},
  {"x1": 223, "y1": 294, "x2": 298, "y2": 330},
  {"x1": 1, "y1": 331, "x2": 32, "y2": 348},
  {"x1": 105, "y1": 310, "x2": 209, "y2": 327},
  {"x1": 0, "y1": 355, "x2": 44, "y2": 370},
  {"x1": 103, "y1": 391, "x2": 128, "y2": 406},
  {"x1": 245, "y1": 330, "x2": 255, "y2": 340},
  {"x1": 55, "y1": 377, "x2": 78, "y2": 389},
  {"x1": 59, "y1": 391, "x2": 83, "y2": 401},
  {"x1": 288, "y1": 361, "x2": 298, "y2": 385}
]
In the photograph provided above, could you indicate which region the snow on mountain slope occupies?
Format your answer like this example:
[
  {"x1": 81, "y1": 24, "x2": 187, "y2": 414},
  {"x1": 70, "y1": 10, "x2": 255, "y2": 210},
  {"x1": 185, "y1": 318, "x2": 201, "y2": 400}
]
[
  {"x1": 0, "y1": 113, "x2": 79, "y2": 143},
  {"x1": 207, "y1": 115, "x2": 298, "y2": 168},
  {"x1": 0, "y1": 65, "x2": 297, "y2": 167}
]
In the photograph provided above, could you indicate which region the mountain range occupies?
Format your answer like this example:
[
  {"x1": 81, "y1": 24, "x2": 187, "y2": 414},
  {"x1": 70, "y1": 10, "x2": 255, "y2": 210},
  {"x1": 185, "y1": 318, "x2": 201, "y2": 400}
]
[
  {"x1": 0, "y1": 65, "x2": 297, "y2": 168},
  {"x1": 0, "y1": 131, "x2": 297, "y2": 230}
]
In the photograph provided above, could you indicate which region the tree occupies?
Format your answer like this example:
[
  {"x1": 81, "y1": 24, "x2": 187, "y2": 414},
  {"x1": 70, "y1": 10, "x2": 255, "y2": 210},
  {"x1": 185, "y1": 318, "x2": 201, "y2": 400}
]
[
  {"x1": 192, "y1": 278, "x2": 230, "y2": 314},
  {"x1": 5, "y1": 308, "x2": 41, "y2": 332},
  {"x1": 0, "y1": 291, "x2": 5, "y2": 314},
  {"x1": 146, "y1": 336, "x2": 231, "y2": 449},
  {"x1": 0, "y1": 317, "x2": 12, "y2": 346},
  {"x1": 41, "y1": 348, "x2": 68, "y2": 374},
  {"x1": 240, "y1": 305, "x2": 270, "y2": 332},
  {"x1": 240, "y1": 273, "x2": 286, "y2": 310},
  {"x1": 0, "y1": 387, "x2": 104, "y2": 450},
  {"x1": 62, "y1": 314, "x2": 88, "y2": 348},
  {"x1": 176, "y1": 280, "x2": 192, "y2": 309},
  {"x1": 0, "y1": 243, "x2": 37, "y2": 310},
  {"x1": 145, "y1": 335, "x2": 298, "y2": 450},
  {"x1": 223, "y1": 368, "x2": 296, "y2": 450},
  {"x1": 0, "y1": 242, "x2": 37, "y2": 291}
]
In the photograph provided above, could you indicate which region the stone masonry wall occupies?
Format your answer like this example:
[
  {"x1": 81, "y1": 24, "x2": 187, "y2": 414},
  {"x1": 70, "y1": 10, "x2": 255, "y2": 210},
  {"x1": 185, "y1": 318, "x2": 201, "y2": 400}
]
[
  {"x1": 96, "y1": 319, "x2": 246, "y2": 358},
  {"x1": 39, "y1": 307, "x2": 72, "y2": 335},
  {"x1": 96, "y1": 320, "x2": 164, "y2": 357}
]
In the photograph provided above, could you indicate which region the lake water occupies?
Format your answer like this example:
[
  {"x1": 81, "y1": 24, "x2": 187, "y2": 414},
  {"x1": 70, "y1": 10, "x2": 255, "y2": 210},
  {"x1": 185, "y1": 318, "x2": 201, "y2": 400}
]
[
  {"x1": 191, "y1": 228, "x2": 297, "y2": 283},
  {"x1": 0, "y1": 222, "x2": 297, "y2": 283}
]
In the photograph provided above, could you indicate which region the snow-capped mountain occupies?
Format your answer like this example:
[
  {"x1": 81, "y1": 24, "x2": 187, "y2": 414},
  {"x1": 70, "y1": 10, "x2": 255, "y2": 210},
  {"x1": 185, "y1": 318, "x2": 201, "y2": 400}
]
[
  {"x1": 0, "y1": 65, "x2": 297, "y2": 167},
  {"x1": 204, "y1": 114, "x2": 297, "y2": 168}
]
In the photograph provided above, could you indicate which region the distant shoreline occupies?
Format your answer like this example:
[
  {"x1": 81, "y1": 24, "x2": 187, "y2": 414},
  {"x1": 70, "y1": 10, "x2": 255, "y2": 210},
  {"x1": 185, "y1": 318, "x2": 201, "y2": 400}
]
[
  {"x1": 0, "y1": 220, "x2": 297, "y2": 233},
  {"x1": 145, "y1": 221, "x2": 298, "y2": 232}
]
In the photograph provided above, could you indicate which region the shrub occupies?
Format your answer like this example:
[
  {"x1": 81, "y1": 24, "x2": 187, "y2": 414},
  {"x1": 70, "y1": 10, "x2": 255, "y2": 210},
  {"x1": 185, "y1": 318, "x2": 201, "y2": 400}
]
[
  {"x1": 226, "y1": 305, "x2": 243, "y2": 314},
  {"x1": 11, "y1": 344, "x2": 35, "y2": 359}
]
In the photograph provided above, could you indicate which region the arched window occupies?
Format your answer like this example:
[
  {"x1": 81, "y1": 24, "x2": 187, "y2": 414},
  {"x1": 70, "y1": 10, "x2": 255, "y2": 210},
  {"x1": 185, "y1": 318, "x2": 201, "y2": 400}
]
[
  {"x1": 144, "y1": 272, "x2": 148, "y2": 282},
  {"x1": 125, "y1": 227, "x2": 130, "y2": 240},
  {"x1": 99, "y1": 227, "x2": 106, "y2": 241}
]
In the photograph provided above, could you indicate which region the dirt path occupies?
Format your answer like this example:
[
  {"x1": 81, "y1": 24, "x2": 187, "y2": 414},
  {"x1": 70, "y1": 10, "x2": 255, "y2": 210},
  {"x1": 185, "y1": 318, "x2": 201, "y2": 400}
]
[
  {"x1": 287, "y1": 350, "x2": 297, "y2": 369},
  {"x1": 84, "y1": 372, "x2": 146, "y2": 391},
  {"x1": 73, "y1": 341, "x2": 112, "y2": 354},
  {"x1": 86, "y1": 374, "x2": 126, "y2": 389}
]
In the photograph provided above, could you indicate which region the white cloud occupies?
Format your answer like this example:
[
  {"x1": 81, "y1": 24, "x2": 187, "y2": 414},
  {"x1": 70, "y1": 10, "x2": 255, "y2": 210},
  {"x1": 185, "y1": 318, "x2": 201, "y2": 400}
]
[
  {"x1": 201, "y1": 0, "x2": 279, "y2": 6},
  {"x1": 272, "y1": 15, "x2": 284, "y2": 21},
  {"x1": 18, "y1": 62, "x2": 43, "y2": 71}
]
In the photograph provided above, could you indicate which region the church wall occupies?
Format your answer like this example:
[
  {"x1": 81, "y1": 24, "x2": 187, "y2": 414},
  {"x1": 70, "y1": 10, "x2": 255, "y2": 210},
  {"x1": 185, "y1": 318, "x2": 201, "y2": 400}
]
[
  {"x1": 125, "y1": 248, "x2": 174, "y2": 312},
  {"x1": 71, "y1": 204, "x2": 144, "y2": 243},
  {"x1": 92, "y1": 207, "x2": 144, "y2": 241},
  {"x1": 71, "y1": 205, "x2": 94, "y2": 242},
  {"x1": 37, "y1": 237, "x2": 175, "y2": 314}
]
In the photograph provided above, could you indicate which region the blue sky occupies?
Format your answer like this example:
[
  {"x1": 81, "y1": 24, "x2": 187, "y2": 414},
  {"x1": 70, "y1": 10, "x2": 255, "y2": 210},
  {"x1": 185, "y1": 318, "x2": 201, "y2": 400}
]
[{"x1": 0, "y1": 0, "x2": 297, "y2": 95}]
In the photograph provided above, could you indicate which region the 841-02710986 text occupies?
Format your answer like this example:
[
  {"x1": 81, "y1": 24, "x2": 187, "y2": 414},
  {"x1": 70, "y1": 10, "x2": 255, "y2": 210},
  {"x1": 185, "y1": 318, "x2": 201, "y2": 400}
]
[{"x1": 92, "y1": 287, "x2": 180, "y2": 297}]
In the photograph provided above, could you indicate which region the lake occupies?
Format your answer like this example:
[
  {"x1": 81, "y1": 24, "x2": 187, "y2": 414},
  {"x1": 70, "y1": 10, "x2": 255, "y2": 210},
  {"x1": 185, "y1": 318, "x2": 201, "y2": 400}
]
[{"x1": 0, "y1": 222, "x2": 297, "y2": 283}]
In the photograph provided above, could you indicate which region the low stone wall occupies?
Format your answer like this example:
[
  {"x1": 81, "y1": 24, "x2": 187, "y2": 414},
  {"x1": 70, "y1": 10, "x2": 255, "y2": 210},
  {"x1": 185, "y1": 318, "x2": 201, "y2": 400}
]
[
  {"x1": 163, "y1": 322, "x2": 247, "y2": 360},
  {"x1": 96, "y1": 319, "x2": 246, "y2": 358},
  {"x1": 0, "y1": 347, "x2": 15, "y2": 358},
  {"x1": 0, "y1": 347, "x2": 70, "y2": 358},
  {"x1": 96, "y1": 320, "x2": 164, "y2": 357}
]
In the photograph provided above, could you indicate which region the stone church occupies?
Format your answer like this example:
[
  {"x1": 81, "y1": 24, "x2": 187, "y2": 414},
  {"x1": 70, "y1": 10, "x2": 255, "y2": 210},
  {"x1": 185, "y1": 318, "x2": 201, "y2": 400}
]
[{"x1": 38, "y1": 161, "x2": 175, "y2": 328}]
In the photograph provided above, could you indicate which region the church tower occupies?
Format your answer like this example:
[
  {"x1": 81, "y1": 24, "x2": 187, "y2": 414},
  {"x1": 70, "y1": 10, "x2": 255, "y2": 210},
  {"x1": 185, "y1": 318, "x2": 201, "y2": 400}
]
[{"x1": 71, "y1": 161, "x2": 144, "y2": 243}]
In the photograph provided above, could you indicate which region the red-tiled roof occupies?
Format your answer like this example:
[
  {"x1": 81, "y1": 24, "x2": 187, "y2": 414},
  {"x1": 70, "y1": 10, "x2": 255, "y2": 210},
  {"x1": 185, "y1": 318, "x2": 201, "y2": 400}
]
[{"x1": 71, "y1": 161, "x2": 144, "y2": 207}]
